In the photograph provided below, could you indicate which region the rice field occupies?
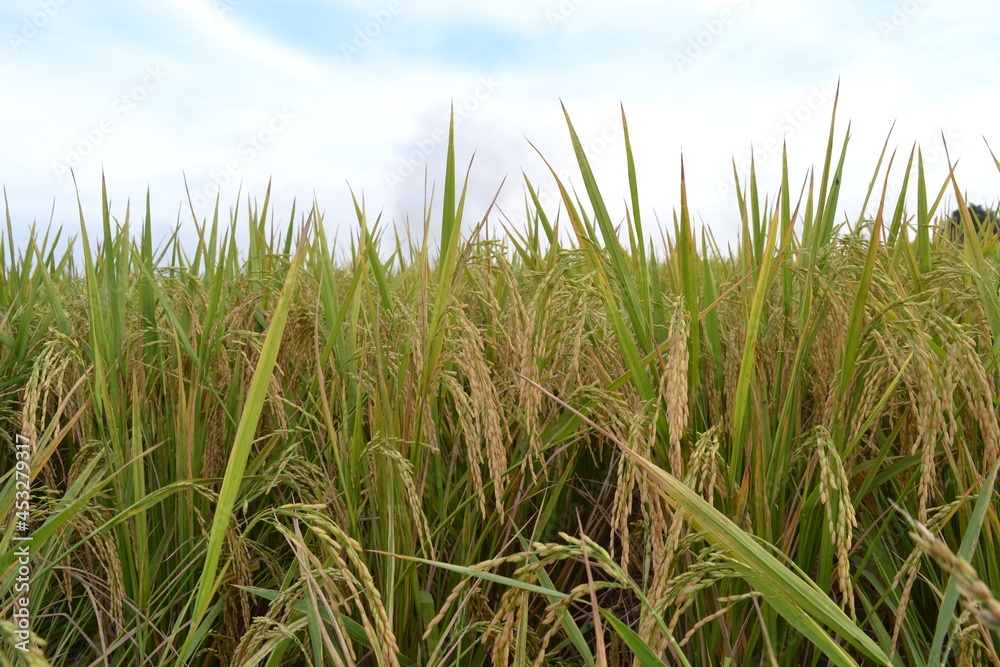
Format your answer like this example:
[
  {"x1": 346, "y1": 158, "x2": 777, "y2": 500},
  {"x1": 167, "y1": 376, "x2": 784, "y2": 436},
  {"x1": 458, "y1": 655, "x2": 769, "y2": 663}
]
[{"x1": 1, "y1": 98, "x2": 999, "y2": 666}]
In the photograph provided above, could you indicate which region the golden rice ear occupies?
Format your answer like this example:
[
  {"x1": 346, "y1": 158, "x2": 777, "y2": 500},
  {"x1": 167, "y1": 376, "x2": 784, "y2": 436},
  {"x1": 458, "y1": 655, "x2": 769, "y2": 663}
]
[
  {"x1": 813, "y1": 426, "x2": 858, "y2": 619},
  {"x1": 665, "y1": 297, "x2": 690, "y2": 477}
]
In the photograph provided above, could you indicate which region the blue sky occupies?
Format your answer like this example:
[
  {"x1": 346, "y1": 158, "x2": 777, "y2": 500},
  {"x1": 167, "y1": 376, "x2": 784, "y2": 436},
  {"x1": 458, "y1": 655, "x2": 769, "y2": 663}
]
[{"x1": 2, "y1": 0, "x2": 999, "y2": 254}]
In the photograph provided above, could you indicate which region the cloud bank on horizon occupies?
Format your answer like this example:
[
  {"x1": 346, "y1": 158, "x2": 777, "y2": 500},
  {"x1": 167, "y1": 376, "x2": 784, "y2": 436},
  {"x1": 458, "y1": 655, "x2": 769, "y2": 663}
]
[{"x1": 2, "y1": 0, "x2": 998, "y2": 253}]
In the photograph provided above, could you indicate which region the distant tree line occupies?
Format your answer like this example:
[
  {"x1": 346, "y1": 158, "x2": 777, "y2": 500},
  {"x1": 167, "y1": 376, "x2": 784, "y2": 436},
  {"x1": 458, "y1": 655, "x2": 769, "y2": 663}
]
[{"x1": 941, "y1": 203, "x2": 1000, "y2": 241}]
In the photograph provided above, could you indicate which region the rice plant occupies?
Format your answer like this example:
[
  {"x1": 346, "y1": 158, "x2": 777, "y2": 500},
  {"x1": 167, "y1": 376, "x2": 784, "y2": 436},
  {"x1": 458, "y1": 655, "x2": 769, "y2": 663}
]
[{"x1": 1, "y1": 95, "x2": 998, "y2": 666}]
